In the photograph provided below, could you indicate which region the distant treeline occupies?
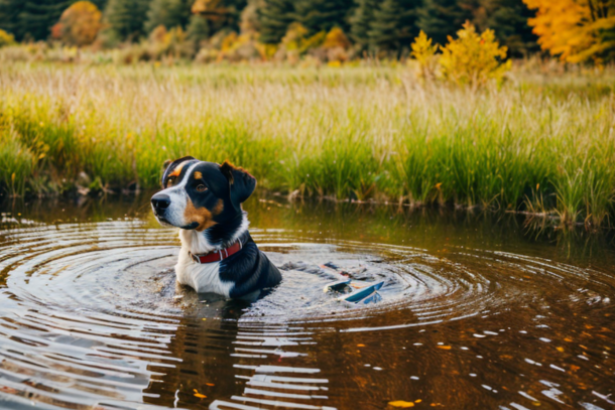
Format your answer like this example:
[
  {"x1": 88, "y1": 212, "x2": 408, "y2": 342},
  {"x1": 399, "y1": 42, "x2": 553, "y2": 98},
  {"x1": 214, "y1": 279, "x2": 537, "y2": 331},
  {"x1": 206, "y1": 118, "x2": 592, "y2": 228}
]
[{"x1": 0, "y1": 0, "x2": 538, "y2": 57}]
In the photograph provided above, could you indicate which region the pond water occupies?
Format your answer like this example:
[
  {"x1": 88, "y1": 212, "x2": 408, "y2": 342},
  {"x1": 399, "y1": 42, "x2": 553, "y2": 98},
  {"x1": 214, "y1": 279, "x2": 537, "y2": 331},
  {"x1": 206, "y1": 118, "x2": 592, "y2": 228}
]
[{"x1": 0, "y1": 194, "x2": 614, "y2": 410}]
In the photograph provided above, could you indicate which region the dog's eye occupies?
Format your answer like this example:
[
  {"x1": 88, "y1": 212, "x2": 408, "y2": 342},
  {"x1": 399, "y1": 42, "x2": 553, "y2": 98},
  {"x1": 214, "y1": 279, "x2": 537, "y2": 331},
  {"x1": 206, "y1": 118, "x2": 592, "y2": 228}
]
[
  {"x1": 166, "y1": 176, "x2": 176, "y2": 187},
  {"x1": 196, "y1": 184, "x2": 207, "y2": 193}
]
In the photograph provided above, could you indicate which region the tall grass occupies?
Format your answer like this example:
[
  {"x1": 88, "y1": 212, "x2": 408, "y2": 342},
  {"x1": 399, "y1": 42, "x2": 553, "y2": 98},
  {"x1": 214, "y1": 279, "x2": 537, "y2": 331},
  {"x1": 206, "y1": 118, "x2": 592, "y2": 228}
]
[{"x1": 1, "y1": 62, "x2": 614, "y2": 227}]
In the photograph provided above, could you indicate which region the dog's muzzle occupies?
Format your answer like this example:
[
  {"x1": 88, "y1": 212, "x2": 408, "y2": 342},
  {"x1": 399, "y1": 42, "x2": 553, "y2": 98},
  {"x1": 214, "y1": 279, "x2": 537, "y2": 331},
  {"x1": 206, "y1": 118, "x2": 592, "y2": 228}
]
[{"x1": 151, "y1": 193, "x2": 171, "y2": 217}]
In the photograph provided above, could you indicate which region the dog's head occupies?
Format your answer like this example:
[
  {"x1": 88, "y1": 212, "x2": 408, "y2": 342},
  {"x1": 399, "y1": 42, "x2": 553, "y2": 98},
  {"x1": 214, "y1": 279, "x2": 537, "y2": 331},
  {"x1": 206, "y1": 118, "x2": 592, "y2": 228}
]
[{"x1": 151, "y1": 156, "x2": 256, "y2": 231}]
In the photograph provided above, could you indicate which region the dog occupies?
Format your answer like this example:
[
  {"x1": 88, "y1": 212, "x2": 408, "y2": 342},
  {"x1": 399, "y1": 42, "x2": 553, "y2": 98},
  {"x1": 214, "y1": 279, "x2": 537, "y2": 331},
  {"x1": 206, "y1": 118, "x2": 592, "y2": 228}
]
[{"x1": 151, "y1": 156, "x2": 281, "y2": 299}]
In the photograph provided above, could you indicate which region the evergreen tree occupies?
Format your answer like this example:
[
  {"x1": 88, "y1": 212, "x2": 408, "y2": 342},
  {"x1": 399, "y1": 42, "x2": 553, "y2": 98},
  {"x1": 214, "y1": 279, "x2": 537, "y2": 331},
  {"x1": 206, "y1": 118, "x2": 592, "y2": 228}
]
[
  {"x1": 369, "y1": 0, "x2": 420, "y2": 52},
  {"x1": 349, "y1": 0, "x2": 377, "y2": 50},
  {"x1": 104, "y1": 0, "x2": 150, "y2": 41},
  {"x1": 0, "y1": 0, "x2": 26, "y2": 40},
  {"x1": 145, "y1": 0, "x2": 191, "y2": 33},
  {"x1": 417, "y1": 0, "x2": 476, "y2": 45},
  {"x1": 187, "y1": 14, "x2": 209, "y2": 43},
  {"x1": 256, "y1": 0, "x2": 294, "y2": 44},
  {"x1": 294, "y1": 0, "x2": 354, "y2": 35},
  {"x1": 4, "y1": 0, "x2": 72, "y2": 41},
  {"x1": 476, "y1": 0, "x2": 537, "y2": 57}
]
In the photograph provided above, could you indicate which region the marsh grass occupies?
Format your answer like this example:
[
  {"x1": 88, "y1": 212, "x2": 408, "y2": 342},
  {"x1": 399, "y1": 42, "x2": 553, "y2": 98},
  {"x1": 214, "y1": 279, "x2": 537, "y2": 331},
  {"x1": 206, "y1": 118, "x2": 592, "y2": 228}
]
[{"x1": 1, "y1": 63, "x2": 614, "y2": 227}]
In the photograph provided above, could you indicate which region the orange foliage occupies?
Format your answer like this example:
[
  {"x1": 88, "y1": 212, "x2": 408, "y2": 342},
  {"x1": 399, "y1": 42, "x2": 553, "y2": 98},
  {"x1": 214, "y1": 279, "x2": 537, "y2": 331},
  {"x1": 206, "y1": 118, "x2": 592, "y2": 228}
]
[
  {"x1": 523, "y1": 0, "x2": 615, "y2": 63},
  {"x1": 52, "y1": 1, "x2": 102, "y2": 47}
]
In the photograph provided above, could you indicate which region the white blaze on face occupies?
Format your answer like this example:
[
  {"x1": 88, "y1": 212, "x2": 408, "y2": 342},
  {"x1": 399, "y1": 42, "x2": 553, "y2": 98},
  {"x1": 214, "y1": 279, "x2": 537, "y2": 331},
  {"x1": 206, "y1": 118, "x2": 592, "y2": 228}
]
[{"x1": 155, "y1": 162, "x2": 200, "y2": 228}]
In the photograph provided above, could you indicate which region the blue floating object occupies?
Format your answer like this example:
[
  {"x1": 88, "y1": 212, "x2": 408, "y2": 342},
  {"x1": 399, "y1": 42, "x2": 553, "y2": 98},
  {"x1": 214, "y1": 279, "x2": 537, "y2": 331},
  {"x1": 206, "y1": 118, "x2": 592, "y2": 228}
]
[
  {"x1": 360, "y1": 291, "x2": 383, "y2": 305},
  {"x1": 337, "y1": 280, "x2": 385, "y2": 303}
]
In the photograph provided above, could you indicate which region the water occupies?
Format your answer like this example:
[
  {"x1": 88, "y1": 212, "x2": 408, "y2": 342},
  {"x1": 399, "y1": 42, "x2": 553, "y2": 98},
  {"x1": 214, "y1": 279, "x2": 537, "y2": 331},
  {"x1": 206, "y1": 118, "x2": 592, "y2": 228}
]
[{"x1": 0, "y1": 194, "x2": 614, "y2": 410}]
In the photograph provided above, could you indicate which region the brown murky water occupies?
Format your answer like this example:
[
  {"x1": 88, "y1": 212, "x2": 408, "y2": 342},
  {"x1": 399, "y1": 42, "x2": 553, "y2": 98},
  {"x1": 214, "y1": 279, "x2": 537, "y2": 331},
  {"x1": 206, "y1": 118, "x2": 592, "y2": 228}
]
[{"x1": 0, "y1": 193, "x2": 614, "y2": 410}]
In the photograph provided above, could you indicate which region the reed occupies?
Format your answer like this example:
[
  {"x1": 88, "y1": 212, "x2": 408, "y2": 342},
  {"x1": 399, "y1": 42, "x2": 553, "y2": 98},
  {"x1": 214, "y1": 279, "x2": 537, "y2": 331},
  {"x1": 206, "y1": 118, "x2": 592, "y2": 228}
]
[{"x1": 0, "y1": 62, "x2": 614, "y2": 227}]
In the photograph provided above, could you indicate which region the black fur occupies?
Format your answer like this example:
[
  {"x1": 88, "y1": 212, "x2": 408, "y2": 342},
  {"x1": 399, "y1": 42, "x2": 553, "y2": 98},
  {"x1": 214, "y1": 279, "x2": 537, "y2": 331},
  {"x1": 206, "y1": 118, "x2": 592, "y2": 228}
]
[{"x1": 220, "y1": 233, "x2": 282, "y2": 299}]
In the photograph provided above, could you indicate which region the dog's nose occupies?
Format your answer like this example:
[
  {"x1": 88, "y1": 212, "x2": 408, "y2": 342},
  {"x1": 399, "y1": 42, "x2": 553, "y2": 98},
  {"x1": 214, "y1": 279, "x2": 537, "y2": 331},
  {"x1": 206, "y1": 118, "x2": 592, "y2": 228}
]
[{"x1": 151, "y1": 194, "x2": 171, "y2": 213}]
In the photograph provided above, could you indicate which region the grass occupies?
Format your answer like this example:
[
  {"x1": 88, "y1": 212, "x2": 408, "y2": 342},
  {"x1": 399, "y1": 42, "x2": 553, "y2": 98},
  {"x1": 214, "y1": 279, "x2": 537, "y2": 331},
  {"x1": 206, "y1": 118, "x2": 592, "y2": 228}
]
[{"x1": 0, "y1": 62, "x2": 614, "y2": 227}]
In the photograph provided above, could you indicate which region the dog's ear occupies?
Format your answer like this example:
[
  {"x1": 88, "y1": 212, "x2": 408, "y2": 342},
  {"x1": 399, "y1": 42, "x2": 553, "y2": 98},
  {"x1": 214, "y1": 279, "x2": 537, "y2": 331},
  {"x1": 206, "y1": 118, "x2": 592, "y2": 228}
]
[
  {"x1": 161, "y1": 156, "x2": 195, "y2": 187},
  {"x1": 220, "y1": 160, "x2": 256, "y2": 210}
]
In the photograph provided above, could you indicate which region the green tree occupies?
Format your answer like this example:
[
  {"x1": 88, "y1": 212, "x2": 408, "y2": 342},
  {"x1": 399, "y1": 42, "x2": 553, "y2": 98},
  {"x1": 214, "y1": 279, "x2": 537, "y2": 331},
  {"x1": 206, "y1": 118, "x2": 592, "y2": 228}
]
[
  {"x1": 0, "y1": 0, "x2": 25, "y2": 40},
  {"x1": 256, "y1": 0, "x2": 294, "y2": 44},
  {"x1": 475, "y1": 0, "x2": 537, "y2": 57},
  {"x1": 294, "y1": 0, "x2": 354, "y2": 35},
  {"x1": 369, "y1": 0, "x2": 420, "y2": 52},
  {"x1": 145, "y1": 0, "x2": 191, "y2": 33},
  {"x1": 349, "y1": 0, "x2": 377, "y2": 50},
  {"x1": 417, "y1": 0, "x2": 476, "y2": 45},
  {"x1": 187, "y1": 14, "x2": 209, "y2": 43},
  {"x1": 1, "y1": 0, "x2": 72, "y2": 41},
  {"x1": 104, "y1": 0, "x2": 150, "y2": 41}
]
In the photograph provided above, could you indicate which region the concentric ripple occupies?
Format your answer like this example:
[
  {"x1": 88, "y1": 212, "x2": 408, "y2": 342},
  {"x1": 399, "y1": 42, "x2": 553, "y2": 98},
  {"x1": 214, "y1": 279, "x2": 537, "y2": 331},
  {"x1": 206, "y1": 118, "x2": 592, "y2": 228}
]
[{"x1": 0, "y1": 214, "x2": 613, "y2": 410}]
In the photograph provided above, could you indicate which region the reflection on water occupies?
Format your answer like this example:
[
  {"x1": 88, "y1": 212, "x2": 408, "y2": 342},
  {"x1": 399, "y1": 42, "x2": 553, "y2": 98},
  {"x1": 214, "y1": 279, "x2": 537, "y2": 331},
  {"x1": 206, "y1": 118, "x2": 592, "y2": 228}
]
[{"x1": 0, "y1": 193, "x2": 613, "y2": 410}]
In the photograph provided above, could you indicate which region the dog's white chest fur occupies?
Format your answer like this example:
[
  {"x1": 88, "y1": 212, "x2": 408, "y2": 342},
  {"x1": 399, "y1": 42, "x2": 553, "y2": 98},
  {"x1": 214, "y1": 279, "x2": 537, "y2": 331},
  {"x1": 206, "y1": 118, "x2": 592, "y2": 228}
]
[{"x1": 174, "y1": 227, "x2": 243, "y2": 297}]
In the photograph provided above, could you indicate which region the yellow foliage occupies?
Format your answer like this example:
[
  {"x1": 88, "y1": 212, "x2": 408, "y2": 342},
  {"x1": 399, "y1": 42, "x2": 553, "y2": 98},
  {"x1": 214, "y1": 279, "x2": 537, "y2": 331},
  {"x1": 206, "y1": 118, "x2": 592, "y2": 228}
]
[
  {"x1": 52, "y1": 1, "x2": 102, "y2": 47},
  {"x1": 439, "y1": 22, "x2": 511, "y2": 88},
  {"x1": 523, "y1": 0, "x2": 615, "y2": 63},
  {"x1": 0, "y1": 29, "x2": 15, "y2": 48},
  {"x1": 322, "y1": 27, "x2": 351, "y2": 50},
  {"x1": 410, "y1": 30, "x2": 439, "y2": 80}
]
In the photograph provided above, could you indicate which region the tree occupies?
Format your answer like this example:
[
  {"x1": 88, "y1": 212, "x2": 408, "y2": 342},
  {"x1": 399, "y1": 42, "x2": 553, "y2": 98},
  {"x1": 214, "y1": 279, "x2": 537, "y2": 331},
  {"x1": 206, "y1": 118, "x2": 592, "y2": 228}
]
[
  {"x1": 349, "y1": 0, "x2": 377, "y2": 50},
  {"x1": 52, "y1": 1, "x2": 102, "y2": 46},
  {"x1": 187, "y1": 14, "x2": 210, "y2": 43},
  {"x1": 523, "y1": 0, "x2": 615, "y2": 63},
  {"x1": 475, "y1": 0, "x2": 538, "y2": 57},
  {"x1": 417, "y1": 0, "x2": 476, "y2": 45},
  {"x1": 104, "y1": 0, "x2": 150, "y2": 41},
  {"x1": 0, "y1": 0, "x2": 24, "y2": 40},
  {"x1": 256, "y1": 0, "x2": 294, "y2": 44},
  {"x1": 369, "y1": 0, "x2": 420, "y2": 52},
  {"x1": 145, "y1": 0, "x2": 191, "y2": 33},
  {"x1": 294, "y1": 0, "x2": 354, "y2": 35},
  {"x1": 439, "y1": 21, "x2": 511, "y2": 88},
  {"x1": 191, "y1": 0, "x2": 247, "y2": 34},
  {"x1": 5, "y1": 0, "x2": 72, "y2": 41}
]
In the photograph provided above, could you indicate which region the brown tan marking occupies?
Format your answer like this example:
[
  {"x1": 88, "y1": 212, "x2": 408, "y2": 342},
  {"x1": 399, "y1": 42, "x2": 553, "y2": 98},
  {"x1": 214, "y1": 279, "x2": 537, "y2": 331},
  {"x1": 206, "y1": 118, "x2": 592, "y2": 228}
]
[
  {"x1": 184, "y1": 198, "x2": 219, "y2": 232},
  {"x1": 194, "y1": 171, "x2": 203, "y2": 180},
  {"x1": 212, "y1": 199, "x2": 224, "y2": 216},
  {"x1": 166, "y1": 162, "x2": 188, "y2": 187}
]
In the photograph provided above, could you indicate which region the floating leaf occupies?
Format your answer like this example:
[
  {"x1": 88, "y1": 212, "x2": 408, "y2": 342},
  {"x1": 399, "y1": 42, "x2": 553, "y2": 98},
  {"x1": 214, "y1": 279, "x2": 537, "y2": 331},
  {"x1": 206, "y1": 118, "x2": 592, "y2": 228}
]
[
  {"x1": 389, "y1": 401, "x2": 415, "y2": 408},
  {"x1": 437, "y1": 345, "x2": 452, "y2": 350}
]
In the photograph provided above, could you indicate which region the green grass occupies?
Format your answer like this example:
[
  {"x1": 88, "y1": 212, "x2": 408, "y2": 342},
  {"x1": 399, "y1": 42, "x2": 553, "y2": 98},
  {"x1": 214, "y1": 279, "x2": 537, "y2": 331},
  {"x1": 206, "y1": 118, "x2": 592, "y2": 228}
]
[{"x1": 1, "y1": 62, "x2": 614, "y2": 227}]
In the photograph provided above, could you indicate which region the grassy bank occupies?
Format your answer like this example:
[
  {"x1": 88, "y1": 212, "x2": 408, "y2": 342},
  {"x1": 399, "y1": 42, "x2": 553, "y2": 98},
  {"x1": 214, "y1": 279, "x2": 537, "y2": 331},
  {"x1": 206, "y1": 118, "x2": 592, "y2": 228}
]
[{"x1": 1, "y1": 62, "x2": 615, "y2": 227}]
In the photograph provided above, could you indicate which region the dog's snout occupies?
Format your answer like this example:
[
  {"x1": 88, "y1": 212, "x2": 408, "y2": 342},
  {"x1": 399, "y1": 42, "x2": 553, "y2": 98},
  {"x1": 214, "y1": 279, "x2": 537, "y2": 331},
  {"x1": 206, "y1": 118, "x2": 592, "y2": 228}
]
[{"x1": 151, "y1": 194, "x2": 171, "y2": 213}]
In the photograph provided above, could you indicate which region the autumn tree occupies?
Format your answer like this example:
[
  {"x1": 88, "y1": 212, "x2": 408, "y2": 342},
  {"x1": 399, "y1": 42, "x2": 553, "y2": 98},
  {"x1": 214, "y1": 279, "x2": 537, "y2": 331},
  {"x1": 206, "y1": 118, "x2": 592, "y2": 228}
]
[
  {"x1": 439, "y1": 21, "x2": 511, "y2": 88},
  {"x1": 52, "y1": 1, "x2": 102, "y2": 46},
  {"x1": 523, "y1": 0, "x2": 615, "y2": 63}
]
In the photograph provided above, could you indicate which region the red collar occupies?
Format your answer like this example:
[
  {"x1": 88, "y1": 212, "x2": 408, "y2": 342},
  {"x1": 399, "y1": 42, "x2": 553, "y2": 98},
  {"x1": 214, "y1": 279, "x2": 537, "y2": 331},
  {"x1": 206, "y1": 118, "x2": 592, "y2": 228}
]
[{"x1": 190, "y1": 239, "x2": 243, "y2": 264}]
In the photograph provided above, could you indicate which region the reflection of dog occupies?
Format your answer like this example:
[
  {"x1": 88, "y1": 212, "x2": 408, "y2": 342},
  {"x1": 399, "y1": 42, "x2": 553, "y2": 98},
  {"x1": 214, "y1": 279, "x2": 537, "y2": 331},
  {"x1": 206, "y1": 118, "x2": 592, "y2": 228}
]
[{"x1": 151, "y1": 156, "x2": 281, "y2": 299}]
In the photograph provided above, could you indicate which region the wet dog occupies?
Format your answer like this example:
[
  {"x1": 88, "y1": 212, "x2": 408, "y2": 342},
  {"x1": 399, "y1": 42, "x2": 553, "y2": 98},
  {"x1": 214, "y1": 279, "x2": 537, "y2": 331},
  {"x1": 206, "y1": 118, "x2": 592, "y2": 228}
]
[{"x1": 151, "y1": 156, "x2": 281, "y2": 299}]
